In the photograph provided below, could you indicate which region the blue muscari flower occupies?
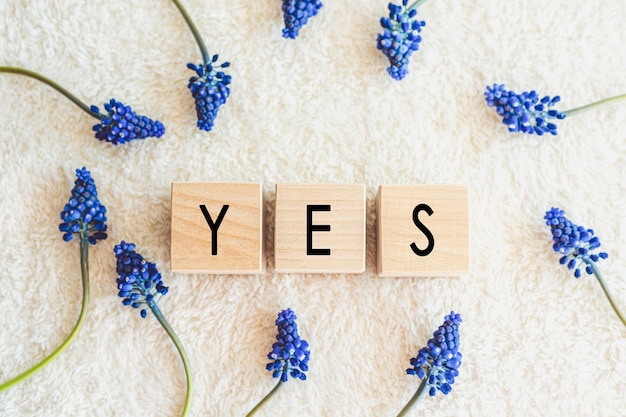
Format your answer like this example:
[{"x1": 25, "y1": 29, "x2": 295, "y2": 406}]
[
  {"x1": 114, "y1": 241, "x2": 169, "y2": 318},
  {"x1": 281, "y1": 0, "x2": 323, "y2": 39},
  {"x1": 406, "y1": 311, "x2": 462, "y2": 397},
  {"x1": 246, "y1": 309, "x2": 310, "y2": 416},
  {"x1": 113, "y1": 240, "x2": 192, "y2": 414},
  {"x1": 187, "y1": 57, "x2": 231, "y2": 132},
  {"x1": 265, "y1": 308, "x2": 310, "y2": 382},
  {"x1": 544, "y1": 207, "x2": 608, "y2": 279},
  {"x1": 91, "y1": 98, "x2": 165, "y2": 145},
  {"x1": 484, "y1": 84, "x2": 566, "y2": 136},
  {"x1": 377, "y1": 0, "x2": 426, "y2": 81},
  {"x1": 544, "y1": 208, "x2": 625, "y2": 327},
  {"x1": 0, "y1": 67, "x2": 164, "y2": 146},
  {"x1": 1, "y1": 166, "x2": 107, "y2": 392},
  {"x1": 59, "y1": 167, "x2": 108, "y2": 244}
]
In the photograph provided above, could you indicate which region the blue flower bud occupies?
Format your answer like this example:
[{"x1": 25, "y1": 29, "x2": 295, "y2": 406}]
[
  {"x1": 377, "y1": 1, "x2": 425, "y2": 80},
  {"x1": 406, "y1": 312, "x2": 462, "y2": 397},
  {"x1": 92, "y1": 99, "x2": 164, "y2": 145},
  {"x1": 114, "y1": 241, "x2": 169, "y2": 318},
  {"x1": 544, "y1": 207, "x2": 607, "y2": 279},
  {"x1": 485, "y1": 85, "x2": 566, "y2": 136},
  {"x1": 265, "y1": 308, "x2": 310, "y2": 382}
]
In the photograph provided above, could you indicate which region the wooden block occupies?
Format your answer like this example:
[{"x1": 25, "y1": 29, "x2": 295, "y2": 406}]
[
  {"x1": 171, "y1": 182, "x2": 264, "y2": 274},
  {"x1": 376, "y1": 185, "x2": 469, "y2": 277},
  {"x1": 274, "y1": 183, "x2": 366, "y2": 273}
]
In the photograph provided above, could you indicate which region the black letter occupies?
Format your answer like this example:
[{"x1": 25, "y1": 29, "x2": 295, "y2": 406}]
[
  {"x1": 199, "y1": 204, "x2": 229, "y2": 255},
  {"x1": 307, "y1": 205, "x2": 331, "y2": 256},
  {"x1": 410, "y1": 204, "x2": 435, "y2": 256}
]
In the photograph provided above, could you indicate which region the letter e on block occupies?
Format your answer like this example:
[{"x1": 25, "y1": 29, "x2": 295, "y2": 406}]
[
  {"x1": 376, "y1": 185, "x2": 469, "y2": 277},
  {"x1": 274, "y1": 183, "x2": 366, "y2": 274},
  {"x1": 171, "y1": 182, "x2": 264, "y2": 274}
]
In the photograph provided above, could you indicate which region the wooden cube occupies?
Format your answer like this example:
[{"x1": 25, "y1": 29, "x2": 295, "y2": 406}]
[
  {"x1": 376, "y1": 185, "x2": 469, "y2": 277},
  {"x1": 274, "y1": 183, "x2": 366, "y2": 273},
  {"x1": 170, "y1": 182, "x2": 264, "y2": 274}
]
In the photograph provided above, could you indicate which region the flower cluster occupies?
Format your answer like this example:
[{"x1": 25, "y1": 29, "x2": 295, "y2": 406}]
[
  {"x1": 407, "y1": 311, "x2": 462, "y2": 397},
  {"x1": 91, "y1": 99, "x2": 165, "y2": 145},
  {"x1": 377, "y1": 0, "x2": 425, "y2": 81},
  {"x1": 59, "y1": 167, "x2": 108, "y2": 244},
  {"x1": 266, "y1": 308, "x2": 310, "y2": 382},
  {"x1": 187, "y1": 57, "x2": 231, "y2": 131},
  {"x1": 484, "y1": 84, "x2": 567, "y2": 136},
  {"x1": 281, "y1": 0, "x2": 323, "y2": 39},
  {"x1": 114, "y1": 241, "x2": 169, "y2": 318},
  {"x1": 544, "y1": 207, "x2": 608, "y2": 278}
]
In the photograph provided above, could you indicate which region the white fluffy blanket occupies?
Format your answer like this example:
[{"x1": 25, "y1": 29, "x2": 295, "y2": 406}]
[{"x1": 1, "y1": 0, "x2": 625, "y2": 416}]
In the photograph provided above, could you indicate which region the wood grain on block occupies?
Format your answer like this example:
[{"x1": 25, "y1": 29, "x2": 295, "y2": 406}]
[
  {"x1": 171, "y1": 182, "x2": 264, "y2": 274},
  {"x1": 274, "y1": 183, "x2": 366, "y2": 273},
  {"x1": 376, "y1": 185, "x2": 469, "y2": 277}
]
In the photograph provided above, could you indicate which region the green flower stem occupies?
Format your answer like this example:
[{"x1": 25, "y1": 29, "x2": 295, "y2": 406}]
[
  {"x1": 0, "y1": 66, "x2": 104, "y2": 120},
  {"x1": 147, "y1": 300, "x2": 192, "y2": 417},
  {"x1": 245, "y1": 378, "x2": 285, "y2": 417},
  {"x1": 0, "y1": 228, "x2": 91, "y2": 392},
  {"x1": 585, "y1": 258, "x2": 626, "y2": 327},
  {"x1": 563, "y1": 93, "x2": 626, "y2": 117},
  {"x1": 408, "y1": 0, "x2": 428, "y2": 12},
  {"x1": 170, "y1": 0, "x2": 210, "y2": 65},
  {"x1": 395, "y1": 375, "x2": 429, "y2": 417}
]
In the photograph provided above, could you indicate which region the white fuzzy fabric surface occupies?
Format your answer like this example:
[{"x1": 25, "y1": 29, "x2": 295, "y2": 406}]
[{"x1": 1, "y1": 0, "x2": 625, "y2": 416}]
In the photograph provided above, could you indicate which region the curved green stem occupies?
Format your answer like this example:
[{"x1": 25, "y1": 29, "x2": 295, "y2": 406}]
[
  {"x1": 0, "y1": 66, "x2": 104, "y2": 120},
  {"x1": 585, "y1": 259, "x2": 626, "y2": 327},
  {"x1": 0, "y1": 228, "x2": 91, "y2": 392},
  {"x1": 148, "y1": 300, "x2": 192, "y2": 417},
  {"x1": 246, "y1": 378, "x2": 284, "y2": 417},
  {"x1": 563, "y1": 93, "x2": 626, "y2": 117},
  {"x1": 408, "y1": 0, "x2": 429, "y2": 12},
  {"x1": 395, "y1": 375, "x2": 429, "y2": 417},
  {"x1": 170, "y1": 0, "x2": 210, "y2": 65}
]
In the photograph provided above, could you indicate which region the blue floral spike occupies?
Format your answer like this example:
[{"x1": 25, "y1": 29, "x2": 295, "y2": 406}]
[
  {"x1": 245, "y1": 308, "x2": 310, "y2": 417},
  {"x1": 485, "y1": 85, "x2": 626, "y2": 136},
  {"x1": 395, "y1": 312, "x2": 462, "y2": 417},
  {"x1": 544, "y1": 207, "x2": 607, "y2": 278},
  {"x1": 114, "y1": 241, "x2": 169, "y2": 318},
  {"x1": 113, "y1": 241, "x2": 192, "y2": 416},
  {"x1": 59, "y1": 167, "x2": 108, "y2": 244},
  {"x1": 544, "y1": 208, "x2": 625, "y2": 327},
  {"x1": 484, "y1": 84, "x2": 566, "y2": 135},
  {"x1": 187, "y1": 59, "x2": 232, "y2": 131},
  {"x1": 1, "y1": 167, "x2": 107, "y2": 392},
  {"x1": 0, "y1": 66, "x2": 165, "y2": 146},
  {"x1": 266, "y1": 308, "x2": 311, "y2": 382},
  {"x1": 281, "y1": 0, "x2": 323, "y2": 39},
  {"x1": 170, "y1": 0, "x2": 232, "y2": 131},
  {"x1": 91, "y1": 99, "x2": 165, "y2": 145},
  {"x1": 377, "y1": 0, "x2": 426, "y2": 80}
]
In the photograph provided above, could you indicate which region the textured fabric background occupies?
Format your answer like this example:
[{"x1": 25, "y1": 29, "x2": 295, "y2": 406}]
[{"x1": 1, "y1": 1, "x2": 625, "y2": 416}]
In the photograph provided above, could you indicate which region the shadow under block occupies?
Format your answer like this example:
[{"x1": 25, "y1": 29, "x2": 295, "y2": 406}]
[
  {"x1": 376, "y1": 185, "x2": 470, "y2": 277},
  {"x1": 170, "y1": 182, "x2": 264, "y2": 274},
  {"x1": 274, "y1": 183, "x2": 366, "y2": 274}
]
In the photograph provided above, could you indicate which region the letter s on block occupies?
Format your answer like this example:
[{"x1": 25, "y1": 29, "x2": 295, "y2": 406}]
[{"x1": 410, "y1": 204, "x2": 435, "y2": 256}]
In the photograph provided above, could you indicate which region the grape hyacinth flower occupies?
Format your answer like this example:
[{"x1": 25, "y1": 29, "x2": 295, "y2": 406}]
[
  {"x1": 396, "y1": 311, "x2": 462, "y2": 417},
  {"x1": 377, "y1": 0, "x2": 427, "y2": 81},
  {"x1": 281, "y1": 0, "x2": 323, "y2": 39},
  {"x1": 246, "y1": 308, "x2": 310, "y2": 417},
  {"x1": 0, "y1": 167, "x2": 107, "y2": 392},
  {"x1": 544, "y1": 208, "x2": 625, "y2": 327},
  {"x1": 170, "y1": 0, "x2": 231, "y2": 131},
  {"x1": 91, "y1": 99, "x2": 165, "y2": 145},
  {"x1": 0, "y1": 66, "x2": 165, "y2": 145},
  {"x1": 485, "y1": 83, "x2": 626, "y2": 136},
  {"x1": 114, "y1": 241, "x2": 192, "y2": 416}
]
